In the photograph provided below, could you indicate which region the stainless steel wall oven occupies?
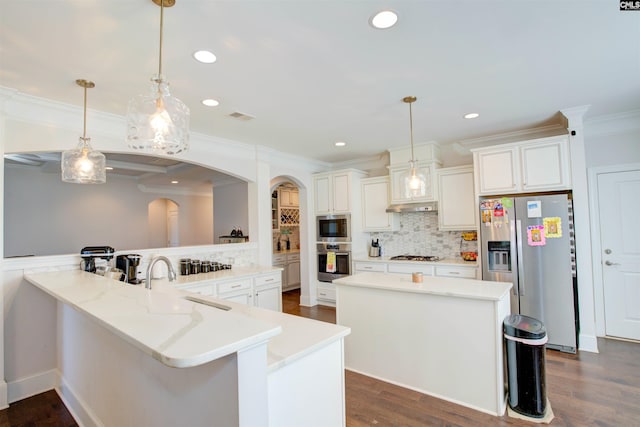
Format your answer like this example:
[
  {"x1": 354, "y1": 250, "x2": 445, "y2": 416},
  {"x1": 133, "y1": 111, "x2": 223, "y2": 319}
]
[{"x1": 317, "y1": 243, "x2": 351, "y2": 282}]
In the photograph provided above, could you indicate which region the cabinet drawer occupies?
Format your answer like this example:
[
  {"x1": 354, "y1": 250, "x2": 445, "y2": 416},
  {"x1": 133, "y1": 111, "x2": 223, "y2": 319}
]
[
  {"x1": 182, "y1": 284, "x2": 215, "y2": 296},
  {"x1": 273, "y1": 254, "x2": 287, "y2": 263},
  {"x1": 435, "y1": 265, "x2": 477, "y2": 279},
  {"x1": 354, "y1": 262, "x2": 386, "y2": 273},
  {"x1": 388, "y1": 263, "x2": 434, "y2": 276},
  {"x1": 287, "y1": 253, "x2": 300, "y2": 262},
  {"x1": 317, "y1": 286, "x2": 336, "y2": 301},
  {"x1": 254, "y1": 272, "x2": 281, "y2": 287},
  {"x1": 217, "y1": 278, "x2": 252, "y2": 294}
]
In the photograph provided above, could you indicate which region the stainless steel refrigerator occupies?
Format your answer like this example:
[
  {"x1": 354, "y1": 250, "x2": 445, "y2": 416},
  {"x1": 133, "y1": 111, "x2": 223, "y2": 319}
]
[{"x1": 479, "y1": 192, "x2": 578, "y2": 353}]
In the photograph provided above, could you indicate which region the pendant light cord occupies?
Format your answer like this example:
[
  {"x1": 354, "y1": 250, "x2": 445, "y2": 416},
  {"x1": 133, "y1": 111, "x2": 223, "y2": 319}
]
[
  {"x1": 158, "y1": 0, "x2": 164, "y2": 79},
  {"x1": 82, "y1": 84, "x2": 87, "y2": 139},
  {"x1": 409, "y1": 101, "x2": 415, "y2": 163}
]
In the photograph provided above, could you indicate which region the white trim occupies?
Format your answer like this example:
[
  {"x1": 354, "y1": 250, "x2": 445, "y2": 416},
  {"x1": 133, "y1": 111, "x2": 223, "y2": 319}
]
[
  {"x1": 578, "y1": 333, "x2": 599, "y2": 354},
  {"x1": 587, "y1": 162, "x2": 640, "y2": 339},
  {"x1": 0, "y1": 381, "x2": 7, "y2": 410},
  {"x1": 7, "y1": 369, "x2": 58, "y2": 404},
  {"x1": 57, "y1": 375, "x2": 101, "y2": 427}
]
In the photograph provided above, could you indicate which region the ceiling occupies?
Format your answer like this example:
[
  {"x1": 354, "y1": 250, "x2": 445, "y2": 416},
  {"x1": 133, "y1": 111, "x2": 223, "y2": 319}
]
[{"x1": 1, "y1": 0, "x2": 639, "y2": 167}]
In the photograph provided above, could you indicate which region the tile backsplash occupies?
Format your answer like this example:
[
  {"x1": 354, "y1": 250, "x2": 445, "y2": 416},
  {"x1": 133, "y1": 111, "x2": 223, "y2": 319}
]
[{"x1": 369, "y1": 213, "x2": 477, "y2": 259}]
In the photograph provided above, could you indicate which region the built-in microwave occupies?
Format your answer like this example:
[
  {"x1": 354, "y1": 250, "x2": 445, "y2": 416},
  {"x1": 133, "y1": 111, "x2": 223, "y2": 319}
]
[{"x1": 316, "y1": 214, "x2": 351, "y2": 242}]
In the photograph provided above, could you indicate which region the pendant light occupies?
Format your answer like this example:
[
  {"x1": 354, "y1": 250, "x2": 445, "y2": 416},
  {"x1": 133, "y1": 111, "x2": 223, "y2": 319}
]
[
  {"x1": 61, "y1": 79, "x2": 106, "y2": 184},
  {"x1": 402, "y1": 96, "x2": 427, "y2": 198},
  {"x1": 126, "y1": 0, "x2": 189, "y2": 155}
]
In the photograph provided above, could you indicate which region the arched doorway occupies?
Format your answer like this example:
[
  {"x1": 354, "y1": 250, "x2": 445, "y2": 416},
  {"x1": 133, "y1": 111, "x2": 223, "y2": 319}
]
[{"x1": 148, "y1": 198, "x2": 180, "y2": 248}]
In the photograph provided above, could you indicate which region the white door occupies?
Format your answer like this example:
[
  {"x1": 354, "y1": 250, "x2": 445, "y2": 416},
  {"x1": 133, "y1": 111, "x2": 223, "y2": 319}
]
[
  {"x1": 167, "y1": 202, "x2": 179, "y2": 247},
  {"x1": 597, "y1": 169, "x2": 640, "y2": 340}
]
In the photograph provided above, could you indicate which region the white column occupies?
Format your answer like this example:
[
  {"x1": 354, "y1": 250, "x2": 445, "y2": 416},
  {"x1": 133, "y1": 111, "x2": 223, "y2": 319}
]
[
  {"x1": 561, "y1": 105, "x2": 599, "y2": 353},
  {"x1": 0, "y1": 96, "x2": 9, "y2": 409}
]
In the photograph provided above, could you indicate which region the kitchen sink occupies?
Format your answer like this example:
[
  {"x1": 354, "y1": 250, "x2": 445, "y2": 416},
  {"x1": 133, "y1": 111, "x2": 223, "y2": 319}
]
[{"x1": 183, "y1": 295, "x2": 231, "y2": 311}]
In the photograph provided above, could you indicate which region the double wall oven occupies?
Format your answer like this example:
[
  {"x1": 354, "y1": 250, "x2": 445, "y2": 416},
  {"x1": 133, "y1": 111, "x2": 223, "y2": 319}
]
[{"x1": 316, "y1": 214, "x2": 351, "y2": 282}]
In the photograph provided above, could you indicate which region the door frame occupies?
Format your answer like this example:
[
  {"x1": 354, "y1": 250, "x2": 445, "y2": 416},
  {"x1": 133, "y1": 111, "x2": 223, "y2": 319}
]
[{"x1": 588, "y1": 162, "x2": 640, "y2": 337}]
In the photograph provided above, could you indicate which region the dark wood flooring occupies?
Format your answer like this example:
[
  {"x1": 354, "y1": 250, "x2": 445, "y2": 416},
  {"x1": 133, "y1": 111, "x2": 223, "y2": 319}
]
[{"x1": 2, "y1": 288, "x2": 639, "y2": 426}]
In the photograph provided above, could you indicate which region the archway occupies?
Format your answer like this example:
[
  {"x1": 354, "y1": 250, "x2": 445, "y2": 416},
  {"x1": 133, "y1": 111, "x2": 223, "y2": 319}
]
[{"x1": 148, "y1": 198, "x2": 180, "y2": 248}]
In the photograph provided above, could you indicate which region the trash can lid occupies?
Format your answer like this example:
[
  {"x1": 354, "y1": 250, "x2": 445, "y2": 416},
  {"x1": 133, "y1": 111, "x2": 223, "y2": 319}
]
[{"x1": 503, "y1": 314, "x2": 546, "y2": 340}]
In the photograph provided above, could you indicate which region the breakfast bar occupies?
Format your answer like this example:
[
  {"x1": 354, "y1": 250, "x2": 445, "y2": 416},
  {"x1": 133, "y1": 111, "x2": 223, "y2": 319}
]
[{"x1": 334, "y1": 272, "x2": 512, "y2": 416}]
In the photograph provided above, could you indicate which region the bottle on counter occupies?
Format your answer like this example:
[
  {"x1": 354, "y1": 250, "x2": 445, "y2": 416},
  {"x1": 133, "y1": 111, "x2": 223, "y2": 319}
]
[
  {"x1": 286, "y1": 237, "x2": 291, "y2": 250},
  {"x1": 277, "y1": 240, "x2": 281, "y2": 252}
]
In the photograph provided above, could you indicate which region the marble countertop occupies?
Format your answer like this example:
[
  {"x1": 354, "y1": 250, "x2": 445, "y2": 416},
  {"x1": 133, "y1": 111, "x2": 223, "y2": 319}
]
[
  {"x1": 24, "y1": 269, "x2": 349, "y2": 372},
  {"x1": 333, "y1": 272, "x2": 510, "y2": 301},
  {"x1": 168, "y1": 265, "x2": 282, "y2": 286},
  {"x1": 352, "y1": 256, "x2": 478, "y2": 267}
]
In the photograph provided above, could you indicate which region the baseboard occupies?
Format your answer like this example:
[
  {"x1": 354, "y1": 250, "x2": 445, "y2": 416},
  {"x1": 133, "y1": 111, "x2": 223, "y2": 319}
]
[
  {"x1": 579, "y1": 333, "x2": 599, "y2": 353},
  {"x1": 7, "y1": 369, "x2": 58, "y2": 403},
  {"x1": 56, "y1": 377, "x2": 101, "y2": 427},
  {"x1": 0, "y1": 380, "x2": 8, "y2": 410}
]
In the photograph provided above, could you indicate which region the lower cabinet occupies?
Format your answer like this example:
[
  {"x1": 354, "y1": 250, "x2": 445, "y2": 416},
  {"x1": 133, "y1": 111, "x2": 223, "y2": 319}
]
[
  {"x1": 317, "y1": 283, "x2": 336, "y2": 305},
  {"x1": 354, "y1": 260, "x2": 479, "y2": 279},
  {"x1": 273, "y1": 252, "x2": 301, "y2": 291},
  {"x1": 178, "y1": 271, "x2": 283, "y2": 311}
]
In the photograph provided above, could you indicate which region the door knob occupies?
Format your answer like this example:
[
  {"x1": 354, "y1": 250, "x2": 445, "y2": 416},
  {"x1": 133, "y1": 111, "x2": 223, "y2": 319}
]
[
  {"x1": 604, "y1": 260, "x2": 619, "y2": 266},
  {"x1": 604, "y1": 249, "x2": 612, "y2": 254}
]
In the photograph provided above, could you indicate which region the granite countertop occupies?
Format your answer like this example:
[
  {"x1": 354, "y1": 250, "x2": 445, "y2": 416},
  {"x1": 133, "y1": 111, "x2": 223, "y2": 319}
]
[
  {"x1": 334, "y1": 272, "x2": 510, "y2": 301},
  {"x1": 24, "y1": 269, "x2": 349, "y2": 372}
]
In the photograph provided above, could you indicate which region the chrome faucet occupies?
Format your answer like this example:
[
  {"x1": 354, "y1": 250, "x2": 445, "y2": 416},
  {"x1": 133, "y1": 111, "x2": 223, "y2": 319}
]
[{"x1": 145, "y1": 256, "x2": 177, "y2": 289}]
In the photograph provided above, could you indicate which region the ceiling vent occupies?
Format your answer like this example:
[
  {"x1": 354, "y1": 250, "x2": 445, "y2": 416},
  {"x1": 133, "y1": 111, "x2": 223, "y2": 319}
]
[{"x1": 229, "y1": 111, "x2": 255, "y2": 121}]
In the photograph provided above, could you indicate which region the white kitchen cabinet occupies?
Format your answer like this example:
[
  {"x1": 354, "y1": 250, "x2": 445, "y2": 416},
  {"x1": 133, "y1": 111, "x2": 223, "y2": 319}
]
[
  {"x1": 317, "y1": 283, "x2": 336, "y2": 304},
  {"x1": 273, "y1": 252, "x2": 300, "y2": 291},
  {"x1": 389, "y1": 162, "x2": 437, "y2": 204},
  {"x1": 254, "y1": 272, "x2": 283, "y2": 311},
  {"x1": 354, "y1": 261, "x2": 387, "y2": 273},
  {"x1": 435, "y1": 264, "x2": 478, "y2": 279},
  {"x1": 279, "y1": 187, "x2": 299, "y2": 207},
  {"x1": 437, "y1": 166, "x2": 478, "y2": 231},
  {"x1": 387, "y1": 263, "x2": 435, "y2": 276},
  {"x1": 473, "y1": 135, "x2": 571, "y2": 195},
  {"x1": 361, "y1": 176, "x2": 400, "y2": 232},
  {"x1": 313, "y1": 169, "x2": 367, "y2": 215}
]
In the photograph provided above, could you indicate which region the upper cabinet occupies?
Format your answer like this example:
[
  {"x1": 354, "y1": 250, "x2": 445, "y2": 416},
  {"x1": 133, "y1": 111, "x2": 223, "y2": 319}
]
[
  {"x1": 472, "y1": 135, "x2": 571, "y2": 196},
  {"x1": 388, "y1": 142, "x2": 442, "y2": 204},
  {"x1": 313, "y1": 169, "x2": 367, "y2": 215},
  {"x1": 361, "y1": 176, "x2": 399, "y2": 232},
  {"x1": 279, "y1": 187, "x2": 299, "y2": 207},
  {"x1": 436, "y1": 165, "x2": 477, "y2": 231}
]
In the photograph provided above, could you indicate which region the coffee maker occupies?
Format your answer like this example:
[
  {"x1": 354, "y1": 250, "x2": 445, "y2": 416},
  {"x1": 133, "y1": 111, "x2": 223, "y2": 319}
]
[
  {"x1": 80, "y1": 246, "x2": 115, "y2": 273},
  {"x1": 116, "y1": 254, "x2": 143, "y2": 284}
]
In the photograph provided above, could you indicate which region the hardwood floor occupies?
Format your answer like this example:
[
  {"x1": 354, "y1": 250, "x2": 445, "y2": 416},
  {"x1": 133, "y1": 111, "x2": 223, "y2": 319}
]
[{"x1": 2, "y1": 289, "x2": 639, "y2": 426}]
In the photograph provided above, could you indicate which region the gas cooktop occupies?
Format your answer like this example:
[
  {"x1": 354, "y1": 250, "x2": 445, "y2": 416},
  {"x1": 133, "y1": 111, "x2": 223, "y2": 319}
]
[{"x1": 389, "y1": 255, "x2": 440, "y2": 262}]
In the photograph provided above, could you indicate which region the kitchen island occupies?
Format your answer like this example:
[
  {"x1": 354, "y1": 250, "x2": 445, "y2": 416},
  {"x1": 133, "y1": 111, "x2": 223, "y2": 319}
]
[
  {"x1": 333, "y1": 272, "x2": 511, "y2": 416},
  {"x1": 24, "y1": 270, "x2": 350, "y2": 427}
]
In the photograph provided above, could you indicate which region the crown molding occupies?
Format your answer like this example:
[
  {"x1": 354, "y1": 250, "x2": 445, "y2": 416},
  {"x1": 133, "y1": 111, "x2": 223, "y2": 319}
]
[{"x1": 457, "y1": 124, "x2": 567, "y2": 150}]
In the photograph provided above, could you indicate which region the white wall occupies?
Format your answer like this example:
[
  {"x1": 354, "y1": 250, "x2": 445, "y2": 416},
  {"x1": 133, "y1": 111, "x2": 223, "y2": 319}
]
[
  {"x1": 213, "y1": 182, "x2": 249, "y2": 241},
  {"x1": 585, "y1": 113, "x2": 640, "y2": 167},
  {"x1": 4, "y1": 165, "x2": 214, "y2": 257}
]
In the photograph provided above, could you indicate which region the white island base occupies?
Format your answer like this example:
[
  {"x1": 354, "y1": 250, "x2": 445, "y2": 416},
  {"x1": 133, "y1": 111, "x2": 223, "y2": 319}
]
[{"x1": 334, "y1": 272, "x2": 511, "y2": 416}]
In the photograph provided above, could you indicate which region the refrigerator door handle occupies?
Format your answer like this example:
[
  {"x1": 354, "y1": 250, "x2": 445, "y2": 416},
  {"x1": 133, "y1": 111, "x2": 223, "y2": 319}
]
[
  {"x1": 510, "y1": 219, "x2": 519, "y2": 297},
  {"x1": 515, "y1": 219, "x2": 525, "y2": 296}
]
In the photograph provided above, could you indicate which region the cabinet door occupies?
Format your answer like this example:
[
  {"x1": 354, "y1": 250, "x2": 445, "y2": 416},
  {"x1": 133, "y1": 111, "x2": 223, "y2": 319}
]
[
  {"x1": 286, "y1": 261, "x2": 301, "y2": 289},
  {"x1": 520, "y1": 138, "x2": 571, "y2": 191},
  {"x1": 221, "y1": 291, "x2": 252, "y2": 305},
  {"x1": 437, "y1": 166, "x2": 478, "y2": 231},
  {"x1": 475, "y1": 147, "x2": 519, "y2": 195},
  {"x1": 362, "y1": 177, "x2": 398, "y2": 231},
  {"x1": 255, "y1": 285, "x2": 282, "y2": 311},
  {"x1": 314, "y1": 175, "x2": 332, "y2": 214},
  {"x1": 389, "y1": 163, "x2": 435, "y2": 203},
  {"x1": 332, "y1": 172, "x2": 351, "y2": 213}
]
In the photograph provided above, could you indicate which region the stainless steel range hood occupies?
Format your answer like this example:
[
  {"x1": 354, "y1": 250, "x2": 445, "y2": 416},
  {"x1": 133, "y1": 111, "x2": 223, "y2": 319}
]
[{"x1": 385, "y1": 201, "x2": 438, "y2": 213}]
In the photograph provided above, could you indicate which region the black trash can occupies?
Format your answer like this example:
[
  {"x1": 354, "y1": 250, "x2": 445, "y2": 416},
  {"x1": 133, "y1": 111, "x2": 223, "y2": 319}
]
[{"x1": 503, "y1": 314, "x2": 548, "y2": 418}]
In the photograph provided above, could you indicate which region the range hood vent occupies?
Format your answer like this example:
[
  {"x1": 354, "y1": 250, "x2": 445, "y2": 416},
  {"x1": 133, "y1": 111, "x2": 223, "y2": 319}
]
[{"x1": 386, "y1": 201, "x2": 438, "y2": 213}]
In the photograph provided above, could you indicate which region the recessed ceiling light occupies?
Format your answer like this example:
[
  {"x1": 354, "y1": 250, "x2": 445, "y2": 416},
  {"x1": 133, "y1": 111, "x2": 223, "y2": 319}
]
[
  {"x1": 335, "y1": 141, "x2": 347, "y2": 147},
  {"x1": 202, "y1": 99, "x2": 219, "y2": 107},
  {"x1": 171, "y1": 180, "x2": 179, "y2": 184},
  {"x1": 370, "y1": 10, "x2": 398, "y2": 29},
  {"x1": 193, "y1": 50, "x2": 217, "y2": 64},
  {"x1": 464, "y1": 113, "x2": 480, "y2": 119}
]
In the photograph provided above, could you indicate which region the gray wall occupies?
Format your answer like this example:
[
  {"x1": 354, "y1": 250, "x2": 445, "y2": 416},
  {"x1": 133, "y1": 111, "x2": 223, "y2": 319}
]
[
  {"x1": 4, "y1": 165, "x2": 214, "y2": 257},
  {"x1": 213, "y1": 182, "x2": 249, "y2": 242}
]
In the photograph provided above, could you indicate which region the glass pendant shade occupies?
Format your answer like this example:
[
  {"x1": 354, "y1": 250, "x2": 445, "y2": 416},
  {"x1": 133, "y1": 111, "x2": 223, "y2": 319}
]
[
  {"x1": 61, "y1": 137, "x2": 106, "y2": 184},
  {"x1": 126, "y1": 75, "x2": 190, "y2": 155},
  {"x1": 403, "y1": 161, "x2": 427, "y2": 198}
]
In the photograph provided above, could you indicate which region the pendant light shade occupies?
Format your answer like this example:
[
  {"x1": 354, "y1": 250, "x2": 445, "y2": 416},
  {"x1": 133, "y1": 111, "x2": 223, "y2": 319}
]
[
  {"x1": 402, "y1": 96, "x2": 427, "y2": 198},
  {"x1": 126, "y1": 0, "x2": 189, "y2": 155},
  {"x1": 61, "y1": 79, "x2": 106, "y2": 184}
]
